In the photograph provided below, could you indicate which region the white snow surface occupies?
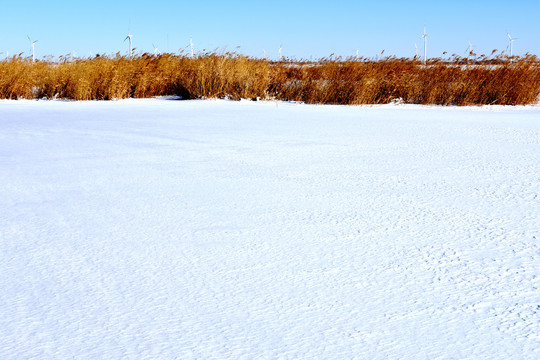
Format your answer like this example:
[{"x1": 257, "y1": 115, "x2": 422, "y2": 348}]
[{"x1": 0, "y1": 99, "x2": 539, "y2": 359}]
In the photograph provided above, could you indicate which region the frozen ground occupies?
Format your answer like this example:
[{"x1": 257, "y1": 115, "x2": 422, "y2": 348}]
[{"x1": 0, "y1": 99, "x2": 539, "y2": 359}]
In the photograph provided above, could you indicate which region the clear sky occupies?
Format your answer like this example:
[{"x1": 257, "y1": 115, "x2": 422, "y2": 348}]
[{"x1": 0, "y1": 0, "x2": 538, "y2": 60}]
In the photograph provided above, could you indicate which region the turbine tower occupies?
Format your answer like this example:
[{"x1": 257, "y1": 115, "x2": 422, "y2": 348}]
[
  {"x1": 124, "y1": 32, "x2": 133, "y2": 59},
  {"x1": 152, "y1": 44, "x2": 159, "y2": 55},
  {"x1": 415, "y1": 43, "x2": 418, "y2": 59},
  {"x1": 279, "y1": 44, "x2": 282, "y2": 60},
  {"x1": 467, "y1": 41, "x2": 475, "y2": 61},
  {"x1": 27, "y1": 36, "x2": 38, "y2": 62},
  {"x1": 190, "y1": 36, "x2": 194, "y2": 58},
  {"x1": 507, "y1": 33, "x2": 517, "y2": 58},
  {"x1": 421, "y1": 27, "x2": 429, "y2": 64}
]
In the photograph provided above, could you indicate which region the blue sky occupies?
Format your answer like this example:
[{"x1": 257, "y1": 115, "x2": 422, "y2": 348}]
[{"x1": 0, "y1": 0, "x2": 538, "y2": 60}]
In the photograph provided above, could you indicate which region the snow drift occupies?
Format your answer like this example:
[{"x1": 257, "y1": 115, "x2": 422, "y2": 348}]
[{"x1": 1, "y1": 99, "x2": 539, "y2": 359}]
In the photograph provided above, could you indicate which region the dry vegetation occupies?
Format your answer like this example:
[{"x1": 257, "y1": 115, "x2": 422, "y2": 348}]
[{"x1": 0, "y1": 53, "x2": 539, "y2": 105}]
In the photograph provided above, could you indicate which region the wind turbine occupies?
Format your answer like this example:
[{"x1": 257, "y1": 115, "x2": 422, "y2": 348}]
[
  {"x1": 421, "y1": 27, "x2": 428, "y2": 64},
  {"x1": 152, "y1": 44, "x2": 160, "y2": 55},
  {"x1": 279, "y1": 44, "x2": 282, "y2": 60},
  {"x1": 27, "y1": 36, "x2": 38, "y2": 62},
  {"x1": 466, "y1": 41, "x2": 475, "y2": 61},
  {"x1": 415, "y1": 43, "x2": 418, "y2": 59},
  {"x1": 124, "y1": 32, "x2": 133, "y2": 59},
  {"x1": 507, "y1": 33, "x2": 517, "y2": 58},
  {"x1": 190, "y1": 36, "x2": 194, "y2": 58}
]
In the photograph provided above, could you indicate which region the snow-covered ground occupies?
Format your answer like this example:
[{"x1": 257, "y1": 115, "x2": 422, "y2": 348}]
[{"x1": 1, "y1": 99, "x2": 539, "y2": 359}]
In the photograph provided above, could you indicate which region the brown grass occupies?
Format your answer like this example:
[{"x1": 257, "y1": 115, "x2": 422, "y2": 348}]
[{"x1": 0, "y1": 53, "x2": 539, "y2": 105}]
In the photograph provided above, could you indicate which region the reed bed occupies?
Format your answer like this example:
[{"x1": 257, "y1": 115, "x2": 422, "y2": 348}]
[{"x1": 0, "y1": 53, "x2": 539, "y2": 105}]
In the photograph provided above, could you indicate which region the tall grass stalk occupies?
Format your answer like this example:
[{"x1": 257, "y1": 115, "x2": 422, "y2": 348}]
[{"x1": 0, "y1": 53, "x2": 538, "y2": 105}]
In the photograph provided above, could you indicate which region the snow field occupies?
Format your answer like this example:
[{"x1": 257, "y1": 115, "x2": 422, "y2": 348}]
[{"x1": 0, "y1": 99, "x2": 539, "y2": 359}]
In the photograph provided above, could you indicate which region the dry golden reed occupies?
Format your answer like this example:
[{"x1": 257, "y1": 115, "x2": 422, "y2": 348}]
[{"x1": 0, "y1": 53, "x2": 539, "y2": 105}]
